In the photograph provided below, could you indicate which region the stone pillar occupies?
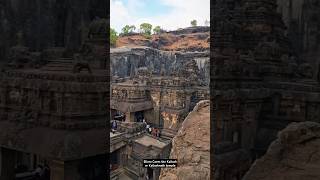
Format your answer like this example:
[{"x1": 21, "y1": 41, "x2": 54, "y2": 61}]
[
  {"x1": 30, "y1": 154, "x2": 35, "y2": 170},
  {"x1": 50, "y1": 160, "x2": 65, "y2": 180},
  {"x1": 151, "y1": 91, "x2": 161, "y2": 126},
  {"x1": 0, "y1": 148, "x2": 16, "y2": 180},
  {"x1": 125, "y1": 112, "x2": 135, "y2": 122},
  {"x1": 154, "y1": 106, "x2": 161, "y2": 126}
]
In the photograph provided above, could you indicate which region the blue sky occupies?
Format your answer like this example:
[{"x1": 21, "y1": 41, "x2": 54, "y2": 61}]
[
  {"x1": 110, "y1": 0, "x2": 210, "y2": 32},
  {"x1": 122, "y1": 0, "x2": 172, "y2": 17}
]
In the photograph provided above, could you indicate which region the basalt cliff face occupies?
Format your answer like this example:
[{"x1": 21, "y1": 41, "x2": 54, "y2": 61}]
[
  {"x1": 159, "y1": 100, "x2": 210, "y2": 180},
  {"x1": 277, "y1": 0, "x2": 320, "y2": 70},
  {"x1": 110, "y1": 47, "x2": 210, "y2": 86},
  {"x1": 244, "y1": 122, "x2": 320, "y2": 180},
  {"x1": 111, "y1": 27, "x2": 210, "y2": 86},
  {"x1": 0, "y1": 0, "x2": 107, "y2": 62}
]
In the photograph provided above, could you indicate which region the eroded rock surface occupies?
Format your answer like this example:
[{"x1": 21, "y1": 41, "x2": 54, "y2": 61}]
[
  {"x1": 159, "y1": 100, "x2": 210, "y2": 180},
  {"x1": 244, "y1": 122, "x2": 320, "y2": 180},
  {"x1": 116, "y1": 26, "x2": 210, "y2": 52}
]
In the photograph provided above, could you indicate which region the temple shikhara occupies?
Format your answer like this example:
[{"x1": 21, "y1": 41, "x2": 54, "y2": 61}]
[{"x1": 0, "y1": 19, "x2": 108, "y2": 180}]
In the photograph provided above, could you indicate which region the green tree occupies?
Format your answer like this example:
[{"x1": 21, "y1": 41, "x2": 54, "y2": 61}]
[
  {"x1": 121, "y1": 25, "x2": 136, "y2": 35},
  {"x1": 140, "y1": 23, "x2": 153, "y2": 36},
  {"x1": 191, "y1": 20, "x2": 197, "y2": 27},
  {"x1": 129, "y1": 25, "x2": 136, "y2": 32},
  {"x1": 110, "y1": 28, "x2": 118, "y2": 47},
  {"x1": 153, "y1": 26, "x2": 161, "y2": 34}
]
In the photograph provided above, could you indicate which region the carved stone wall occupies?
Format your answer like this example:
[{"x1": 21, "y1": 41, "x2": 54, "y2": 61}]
[
  {"x1": 0, "y1": 70, "x2": 108, "y2": 130},
  {"x1": 212, "y1": 0, "x2": 320, "y2": 179}
]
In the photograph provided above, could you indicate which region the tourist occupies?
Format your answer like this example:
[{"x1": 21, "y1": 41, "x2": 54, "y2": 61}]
[
  {"x1": 152, "y1": 128, "x2": 157, "y2": 137},
  {"x1": 154, "y1": 128, "x2": 158, "y2": 138},
  {"x1": 148, "y1": 126, "x2": 152, "y2": 134},
  {"x1": 43, "y1": 163, "x2": 50, "y2": 180},
  {"x1": 142, "y1": 119, "x2": 147, "y2": 129},
  {"x1": 146, "y1": 123, "x2": 150, "y2": 133},
  {"x1": 156, "y1": 129, "x2": 160, "y2": 138},
  {"x1": 34, "y1": 165, "x2": 44, "y2": 179},
  {"x1": 111, "y1": 120, "x2": 117, "y2": 133}
]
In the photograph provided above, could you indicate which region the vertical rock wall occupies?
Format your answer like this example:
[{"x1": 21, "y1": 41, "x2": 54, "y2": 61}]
[
  {"x1": 159, "y1": 100, "x2": 210, "y2": 180},
  {"x1": 277, "y1": 0, "x2": 320, "y2": 71},
  {"x1": 110, "y1": 47, "x2": 210, "y2": 85},
  {"x1": 0, "y1": 0, "x2": 107, "y2": 61}
]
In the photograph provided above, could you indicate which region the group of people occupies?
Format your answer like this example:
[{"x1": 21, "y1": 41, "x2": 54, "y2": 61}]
[
  {"x1": 111, "y1": 118, "x2": 161, "y2": 138},
  {"x1": 143, "y1": 119, "x2": 161, "y2": 138}
]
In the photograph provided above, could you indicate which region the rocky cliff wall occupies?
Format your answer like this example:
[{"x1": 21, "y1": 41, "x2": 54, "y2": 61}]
[
  {"x1": 0, "y1": 0, "x2": 107, "y2": 61},
  {"x1": 244, "y1": 121, "x2": 320, "y2": 180},
  {"x1": 277, "y1": 0, "x2": 320, "y2": 69},
  {"x1": 159, "y1": 100, "x2": 210, "y2": 180},
  {"x1": 110, "y1": 47, "x2": 210, "y2": 86}
]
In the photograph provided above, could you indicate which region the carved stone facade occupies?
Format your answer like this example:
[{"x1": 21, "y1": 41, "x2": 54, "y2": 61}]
[
  {"x1": 212, "y1": 0, "x2": 320, "y2": 179},
  {"x1": 0, "y1": 19, "x2": 108, "y2": 180},
  {"x1": 111, "y1": 47, "x2": 209, "y2": 135}
]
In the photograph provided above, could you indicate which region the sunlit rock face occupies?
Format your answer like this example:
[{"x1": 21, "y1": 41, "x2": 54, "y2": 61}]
[
  {"x1": 160, "y1": 100, "x2": 210, "y2": 180},
  {"x1": 161, "y1": 112, "x2": 179, "y2": 129},
  {"x1": 116, "y1": 26, "x2": 210, "y2": 52},
  {"x1": 244, "y1": 121, "x2": 320, "y2": 180}
]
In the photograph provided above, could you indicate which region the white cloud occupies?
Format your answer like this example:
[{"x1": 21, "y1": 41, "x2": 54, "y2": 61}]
[
  {"x1": 110, "y1": 0, "x2": 131, "y2": 32},
  {"x1": 110, "y1": 0, "x2": 210, "y2": 32}
]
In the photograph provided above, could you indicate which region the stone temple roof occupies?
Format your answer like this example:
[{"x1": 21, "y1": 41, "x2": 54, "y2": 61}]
[
  {"x1": 134, "y1": 135, "x2": 167, "y2": 149},
  {"x1": 110, "y1": 100, "x2": 153, "y2": 113}
]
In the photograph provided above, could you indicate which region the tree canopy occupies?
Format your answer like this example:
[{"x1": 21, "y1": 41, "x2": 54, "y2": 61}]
[
  {"x1": 153, "y1": 26, "x2": 161, "y2": 34},
  {"x1": 121, "y1": 25, "x2": 136, "y2": 35},
  {"x1": 191, "y1": 20, "x2": 197, "y2": 27},
  {"x1": 110, "y1": 28, "x2": 118, "y2": 47},
  {"x1": 140, "y1": 23, "x2": 153, "y2": 36}
]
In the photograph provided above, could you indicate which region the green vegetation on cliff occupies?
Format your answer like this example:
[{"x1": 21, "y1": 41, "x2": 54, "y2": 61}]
[{"x1": 110, "y1": 28, "x2": 118, "y2": 47}]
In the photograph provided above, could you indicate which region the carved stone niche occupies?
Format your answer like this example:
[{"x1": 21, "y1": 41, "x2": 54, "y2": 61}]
[{"x1": 8, "y1": 89, "x2": 21, "y2": 105}]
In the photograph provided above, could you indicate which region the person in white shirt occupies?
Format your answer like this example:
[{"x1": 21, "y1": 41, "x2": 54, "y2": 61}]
[{"x1": 146, "y1": 124, "x2": 150, "y2": 133}]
